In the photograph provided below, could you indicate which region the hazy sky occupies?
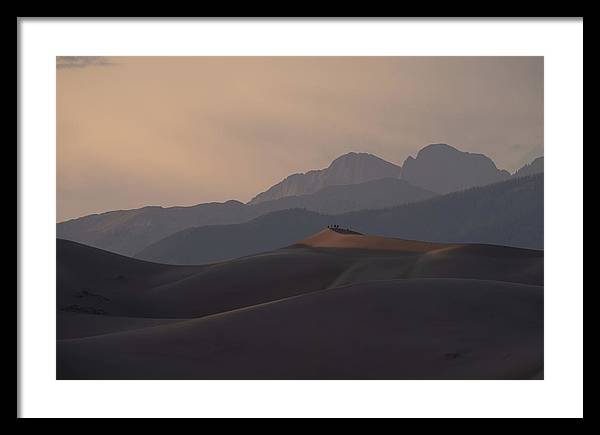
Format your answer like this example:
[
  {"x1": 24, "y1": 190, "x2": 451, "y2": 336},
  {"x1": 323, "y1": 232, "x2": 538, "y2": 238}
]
[{"x1": 57, "y1": 56, "x2": 543, "y2": 222}]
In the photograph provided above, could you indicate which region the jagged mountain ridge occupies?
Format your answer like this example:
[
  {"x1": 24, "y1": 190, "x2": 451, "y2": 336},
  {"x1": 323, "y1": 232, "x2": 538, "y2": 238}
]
[
  {"x1": 401, "y1": 144, "x2": 512, "y2": 194},
  {"x1": 248, "y1": 152, "x2": 402, "y2": 204},
  {"x1": 513, "y1": 156, "x2": 544, "y2": 179}
]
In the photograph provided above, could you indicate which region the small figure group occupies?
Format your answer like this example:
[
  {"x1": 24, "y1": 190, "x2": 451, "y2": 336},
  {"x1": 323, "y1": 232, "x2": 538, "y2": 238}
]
[{"x1": 327, "y1": 224, "x2": 355, "y2": 234}]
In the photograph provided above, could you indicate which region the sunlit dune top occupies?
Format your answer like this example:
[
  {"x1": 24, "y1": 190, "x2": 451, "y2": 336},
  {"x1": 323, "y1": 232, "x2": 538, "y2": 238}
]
[{"x1": 296, "y1": 228, "x2": 459, "y2": 253}]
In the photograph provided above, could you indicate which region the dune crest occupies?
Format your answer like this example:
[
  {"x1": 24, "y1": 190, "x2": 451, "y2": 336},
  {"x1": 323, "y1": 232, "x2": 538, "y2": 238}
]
[{"x1": 296, "y1": 228, "x2": 459, "y2": 253}]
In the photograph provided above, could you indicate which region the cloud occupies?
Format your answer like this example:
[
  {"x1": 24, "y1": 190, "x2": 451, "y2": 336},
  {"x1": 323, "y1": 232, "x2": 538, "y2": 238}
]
[{"x1": 56, "y1": 56, "x2": 114, "y2": 69}]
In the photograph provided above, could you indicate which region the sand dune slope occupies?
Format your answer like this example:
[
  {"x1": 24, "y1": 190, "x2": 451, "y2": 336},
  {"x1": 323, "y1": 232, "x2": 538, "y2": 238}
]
[
  {"x1": 59, "y1": 239, "x2": 356, "y2": 319},
  {"x1": 57, "y1": 311, "x2": 186, "y2": 340},
  {"x1": 57, "y1": 233, "x2": 543, "y2": 380},
  {"x1": 297, "y1": 230, "x2": 543, "y2": 287},
  {"x1": 57, "y1": 236, "x2": 542, "y2": 321},
  {"x1": 296, "y1": 228, "x2": 457, "y2": 252},
  {"x1": 58, "y1": 279, "x2": 543, "y2": 380}
]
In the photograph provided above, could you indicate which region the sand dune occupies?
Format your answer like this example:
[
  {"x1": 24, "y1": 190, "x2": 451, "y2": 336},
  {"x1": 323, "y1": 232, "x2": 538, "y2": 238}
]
[
  {"x1": 57, "y1": 232, "x2": 543, "y2": 380},
  {"x1": 58, "y1": 311, "x2": 185, "y2": 340},
  {"x1": 58, "y1": 236, "x2": 542, "y2": 319},
  {"x1": 58, "y1": 279, "x2": 543, "y2": 380},
  {"x1": 297, "y1": 228, "x2": 459, "y2": 252}
]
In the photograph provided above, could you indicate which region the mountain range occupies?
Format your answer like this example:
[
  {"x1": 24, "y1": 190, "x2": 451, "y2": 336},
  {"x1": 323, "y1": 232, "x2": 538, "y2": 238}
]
[
  {"x1": 57, "y1": 143, "x2": 543, "y2": 259},
  {"x1": 56, "y1": 177, "x2": 435, "y2": 256},
  {"x1": 136, "y1": 174, "x2": 543, "y2": 265}
]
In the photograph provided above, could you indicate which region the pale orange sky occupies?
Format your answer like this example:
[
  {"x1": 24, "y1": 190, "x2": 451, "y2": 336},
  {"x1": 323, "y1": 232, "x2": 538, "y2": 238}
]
[{"x1": 57, "y1": 56, "x2": 543, "y2": 222}]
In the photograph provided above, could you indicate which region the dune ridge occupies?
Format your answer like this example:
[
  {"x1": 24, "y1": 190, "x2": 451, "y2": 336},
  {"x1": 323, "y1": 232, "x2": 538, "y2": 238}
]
[{"x1": 295, "y1": 228, "x2": 460, "y2": 252}]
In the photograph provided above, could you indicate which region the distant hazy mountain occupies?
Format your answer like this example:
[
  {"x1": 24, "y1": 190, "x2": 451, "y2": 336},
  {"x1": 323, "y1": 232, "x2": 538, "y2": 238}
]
[
  {"x1": 401, "y1": 144, "x2": 511, "y2": 194},
  {"x1": 57, "y1": 177, "x2": 434, "y2": 256},
  {"x1": 248, "y1": 152, "x2": 402, "y2": 204},
  {"x1": 136, "y1": 174, "x2": 543, "y2": 265},
  {"x1": 56, "y1": 200, "x2": 248, "y2": 257},
  {"x1": 513, "y1": 156, "x2": 544, "y2": 178},
  {"x1": 251, "y1": 178, "x2": 435, "y2": 215}
]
